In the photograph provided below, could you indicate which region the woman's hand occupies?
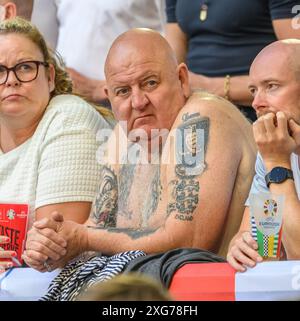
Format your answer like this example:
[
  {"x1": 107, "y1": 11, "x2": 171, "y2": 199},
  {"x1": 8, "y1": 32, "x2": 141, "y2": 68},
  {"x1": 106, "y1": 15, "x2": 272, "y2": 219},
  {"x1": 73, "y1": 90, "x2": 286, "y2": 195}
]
[
  {"x1": 227, "y1": 231, "x2": 263, "y2": 272},
  {"x1": 0, "y1": 236, "x2": 17, "y2": 273}
]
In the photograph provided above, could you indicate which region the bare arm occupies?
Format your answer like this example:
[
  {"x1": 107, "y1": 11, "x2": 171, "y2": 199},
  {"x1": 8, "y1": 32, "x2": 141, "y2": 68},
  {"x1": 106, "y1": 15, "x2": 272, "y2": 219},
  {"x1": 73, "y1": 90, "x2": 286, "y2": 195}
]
[
  {"x1": 165, "y1": 23, "x2": 188, "y2": 64},
  {"x1": 165, "y1": 23, "x2": 253, "y2": 105},
  {"x1": 66, "y1": 68, "x2": 107, "y2": 103},
  {"x1": 188, "y1": 73, "x2": 253, "y2": 106},
  {"x1": 272, "y1": 18, "x2": 300, "y2": 39},
  {"x1": 36, "y1": 202, "x2": 92, "y2": 223}
]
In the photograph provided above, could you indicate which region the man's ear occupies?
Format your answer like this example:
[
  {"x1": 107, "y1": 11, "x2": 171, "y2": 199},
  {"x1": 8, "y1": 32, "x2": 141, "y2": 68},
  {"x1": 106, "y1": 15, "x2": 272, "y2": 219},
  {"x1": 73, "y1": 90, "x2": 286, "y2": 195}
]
[
  {"x1": 48, "y1": 64, "x2": 56, "y2": 93},
  {"x1": 4, "y1": 2, "x2": 17, "y2": 19},
  {"x1": 104, "y1": 85, "x2": 109, "y2": 99},
  {"x1": 177, "y1": 63, "x2": 190, "y2": 99}
]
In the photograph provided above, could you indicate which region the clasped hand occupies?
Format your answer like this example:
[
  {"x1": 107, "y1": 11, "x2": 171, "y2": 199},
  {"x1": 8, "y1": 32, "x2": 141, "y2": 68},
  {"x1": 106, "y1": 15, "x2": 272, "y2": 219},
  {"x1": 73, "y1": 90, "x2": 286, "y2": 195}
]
[{"x1": 22, "y1": 212, "x2": 86, "y2": 272}]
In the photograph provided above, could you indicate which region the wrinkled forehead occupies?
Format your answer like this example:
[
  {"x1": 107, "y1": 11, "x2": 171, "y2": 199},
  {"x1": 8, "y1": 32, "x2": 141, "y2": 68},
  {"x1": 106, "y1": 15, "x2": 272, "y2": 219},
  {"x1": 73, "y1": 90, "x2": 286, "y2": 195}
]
[
  {"x1": 106, "y1": 50, "x2": 174, "y2": 87},
  {"x1": 107, "y1": 44, "x2": 161, "y2": 72},
  {"x1": 106, "y1": 61, "x2": 164, "y2": 85}
]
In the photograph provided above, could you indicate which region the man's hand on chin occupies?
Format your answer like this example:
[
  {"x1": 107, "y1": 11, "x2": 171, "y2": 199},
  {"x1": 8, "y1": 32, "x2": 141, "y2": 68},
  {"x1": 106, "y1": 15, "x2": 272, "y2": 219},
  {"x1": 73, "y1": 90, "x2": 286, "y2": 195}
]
[
  {"x1": 253, "y1": 112, "x2": 297, "y2": 170},
  {"x1": 289, "y1": 118, "x2": 300, "y2": 154}
]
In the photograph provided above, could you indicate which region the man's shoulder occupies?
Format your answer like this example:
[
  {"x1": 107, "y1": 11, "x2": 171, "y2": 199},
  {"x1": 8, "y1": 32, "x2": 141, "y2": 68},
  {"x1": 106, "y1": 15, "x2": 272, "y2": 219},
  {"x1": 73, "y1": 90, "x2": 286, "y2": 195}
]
[
  {"x1": 175, "y1": 91, "x2": 253, "y2": 138},
  {"x1": 184, "y1": 91, "x2": 246, "y2": 119}
]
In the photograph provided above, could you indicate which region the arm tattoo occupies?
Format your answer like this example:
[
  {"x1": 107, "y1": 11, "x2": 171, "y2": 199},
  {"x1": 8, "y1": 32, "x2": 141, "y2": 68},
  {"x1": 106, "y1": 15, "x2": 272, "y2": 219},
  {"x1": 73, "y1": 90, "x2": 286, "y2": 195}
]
[
  {"x1": 87, "y1": 226, "x2": 158, "y2": 240},
  {"x1": 167, "y1": 113, "x2": 210, "y2": 221},
  {"x1": 91, "y1": 166, "x2": 118, "y2": 227}
]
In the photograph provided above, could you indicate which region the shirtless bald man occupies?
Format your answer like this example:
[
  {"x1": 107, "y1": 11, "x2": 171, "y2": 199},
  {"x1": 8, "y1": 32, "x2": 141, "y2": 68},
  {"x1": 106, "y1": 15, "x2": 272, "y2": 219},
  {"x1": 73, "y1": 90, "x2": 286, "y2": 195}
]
[{"x1": 23, "y1": 29, "x2": 256, "y2": 272}]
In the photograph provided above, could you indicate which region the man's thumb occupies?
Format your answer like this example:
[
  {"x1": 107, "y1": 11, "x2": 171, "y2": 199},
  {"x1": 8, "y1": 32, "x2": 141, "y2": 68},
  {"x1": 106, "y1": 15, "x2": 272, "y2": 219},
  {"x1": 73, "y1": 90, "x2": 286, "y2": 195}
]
[{"x1": 51, "y1": 211, "x2": 64, "y2": 222}]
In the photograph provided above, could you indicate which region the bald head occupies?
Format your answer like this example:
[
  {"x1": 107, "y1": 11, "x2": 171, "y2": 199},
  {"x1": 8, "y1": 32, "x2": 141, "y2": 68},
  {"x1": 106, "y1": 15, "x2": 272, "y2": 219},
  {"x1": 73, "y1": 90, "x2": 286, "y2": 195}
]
[
  {"x1": 251, "y1": 39, "x2": 300, "y2": 81},
  {"x1": 104, "y1": 28, "x2": 178, "y2": 79}
]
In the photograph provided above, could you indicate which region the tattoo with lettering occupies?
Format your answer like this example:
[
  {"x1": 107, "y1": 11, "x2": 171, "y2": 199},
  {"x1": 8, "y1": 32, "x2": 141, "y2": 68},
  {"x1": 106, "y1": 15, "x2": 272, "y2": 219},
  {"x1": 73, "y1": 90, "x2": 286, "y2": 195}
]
[
  {"x1": 167, "y1": 113, "x2": 210, "y2": 221},
  {"x1": 92, "y1": 166, "x2": 118, "y2": 227}
]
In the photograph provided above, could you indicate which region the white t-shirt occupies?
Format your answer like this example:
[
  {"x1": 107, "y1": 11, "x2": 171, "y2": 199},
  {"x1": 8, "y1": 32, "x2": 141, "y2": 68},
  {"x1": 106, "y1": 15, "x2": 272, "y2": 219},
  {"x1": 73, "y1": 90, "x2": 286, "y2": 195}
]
[
  {"x1": 32, "y1": 0, "x2": 166, "y2": 79},
  {"x1": 245, "y1": 153, "x2": 300, "y2": 206},
  {"x1": 0, "y1": 94, "x2": 111, "y2": 229}
]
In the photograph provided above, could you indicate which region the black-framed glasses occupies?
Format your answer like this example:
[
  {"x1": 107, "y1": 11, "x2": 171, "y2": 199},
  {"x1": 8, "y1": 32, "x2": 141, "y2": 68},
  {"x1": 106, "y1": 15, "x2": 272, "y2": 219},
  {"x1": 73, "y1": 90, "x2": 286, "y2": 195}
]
[{"x1": 0, "y1": 60, "x2": 49, "y2": 85}]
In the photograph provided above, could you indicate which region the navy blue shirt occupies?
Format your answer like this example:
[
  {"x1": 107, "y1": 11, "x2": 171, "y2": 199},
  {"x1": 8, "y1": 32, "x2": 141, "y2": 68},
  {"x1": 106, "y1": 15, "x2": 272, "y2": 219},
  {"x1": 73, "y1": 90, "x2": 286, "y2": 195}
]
[{"x1": 166, "y1": 0, "x2": 298, "y2": 77}]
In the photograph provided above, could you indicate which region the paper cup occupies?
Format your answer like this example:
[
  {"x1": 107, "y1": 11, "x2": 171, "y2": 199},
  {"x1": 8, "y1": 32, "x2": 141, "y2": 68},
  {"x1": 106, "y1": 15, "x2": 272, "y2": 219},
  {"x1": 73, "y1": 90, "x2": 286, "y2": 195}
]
[{"x1": 249, "y1": 193, "x2": 284, "y2": 259}]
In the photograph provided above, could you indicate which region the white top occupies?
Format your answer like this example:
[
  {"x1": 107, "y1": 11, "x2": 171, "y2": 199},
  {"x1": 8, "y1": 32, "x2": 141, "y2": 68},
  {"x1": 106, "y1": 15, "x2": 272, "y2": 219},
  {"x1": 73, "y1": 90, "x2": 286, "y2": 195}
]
[
  {"x1": 245, "y1": 153, "x2": 300, "y2": 206},
  {"x1": 32, "y1": 0, "x2": 166, "y2": 80},
  {"x1": 31, "y1": 0, "x2": 59, "y2": 49},
  {"x1": 0, "y1": 94, "x2": 111, "y2": 229}
]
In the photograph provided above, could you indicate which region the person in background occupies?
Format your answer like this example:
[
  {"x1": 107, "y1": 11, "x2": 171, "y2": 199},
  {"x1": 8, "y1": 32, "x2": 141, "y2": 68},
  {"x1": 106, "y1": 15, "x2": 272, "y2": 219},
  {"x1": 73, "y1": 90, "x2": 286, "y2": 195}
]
[
  {"x1": 227, "y1": 39, "x2": 300, "y2": 271},
  {"x1": 0, "y1": 17, "x2": 112, "y2": 273},
  {"x1": 31, "y1": 0, "x2": 166, "y2": 105},
  {"x1": 165, "y1": 0, "x2": 300, "y2": 122},
  {"x1": 0, "y1": 0, "x2": 33, "y2": 21}
]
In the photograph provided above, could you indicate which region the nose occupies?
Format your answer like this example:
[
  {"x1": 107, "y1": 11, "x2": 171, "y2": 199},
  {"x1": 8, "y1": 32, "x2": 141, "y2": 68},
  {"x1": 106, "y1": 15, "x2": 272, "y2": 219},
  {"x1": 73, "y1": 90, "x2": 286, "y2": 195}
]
[
  {"x1": 5, "y1": 70, "x2": 21, "y2": 87},
  {"x1": 131, "y1": 88, "x2": 149, "y2": 110},
  {"x1": 252, "y1": 89, "x2": 267, "y2": 112}
]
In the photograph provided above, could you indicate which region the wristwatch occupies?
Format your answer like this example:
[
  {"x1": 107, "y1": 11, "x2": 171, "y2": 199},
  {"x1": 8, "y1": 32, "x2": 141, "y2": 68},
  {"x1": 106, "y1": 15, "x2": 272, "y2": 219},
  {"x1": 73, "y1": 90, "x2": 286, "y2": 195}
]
[{"x1": 265, "y1": 167, "x2": 294, "y2": 188}]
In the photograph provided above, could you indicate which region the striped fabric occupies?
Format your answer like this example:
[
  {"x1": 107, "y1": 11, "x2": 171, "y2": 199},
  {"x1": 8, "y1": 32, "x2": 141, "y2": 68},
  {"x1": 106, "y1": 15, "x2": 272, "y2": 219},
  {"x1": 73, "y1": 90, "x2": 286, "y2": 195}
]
[{"x1": 40, "y1": 250, "x2": 146, "y2": 301}]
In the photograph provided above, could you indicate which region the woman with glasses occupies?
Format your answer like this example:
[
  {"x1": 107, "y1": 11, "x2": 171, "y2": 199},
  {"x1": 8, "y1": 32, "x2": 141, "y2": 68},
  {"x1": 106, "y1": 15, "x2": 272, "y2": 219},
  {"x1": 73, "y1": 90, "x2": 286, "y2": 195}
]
[{"x1": 0, "y1": 17, "x2": 113, "y2": 273}]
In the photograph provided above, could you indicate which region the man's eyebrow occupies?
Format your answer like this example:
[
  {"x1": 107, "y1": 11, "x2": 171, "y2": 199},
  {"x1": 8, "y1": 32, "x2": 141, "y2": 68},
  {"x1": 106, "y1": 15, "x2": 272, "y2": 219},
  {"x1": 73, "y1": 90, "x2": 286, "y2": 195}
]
[
  {"x1": 248, "y1": 78, "x2": 280, "y2": 89},
  {"x1": 111, "y1": 72, "x2": 160, "y2": 87}
]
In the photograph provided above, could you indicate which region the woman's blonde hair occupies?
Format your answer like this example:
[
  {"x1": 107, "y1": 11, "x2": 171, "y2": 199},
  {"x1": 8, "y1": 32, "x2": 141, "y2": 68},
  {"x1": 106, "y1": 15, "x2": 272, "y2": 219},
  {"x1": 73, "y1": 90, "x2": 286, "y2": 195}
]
[
  {"x1": 0, "y1": 17, "x2": 113, "y2": 120},
  {"x1": 0, "y1": 17, "x2": 72, "y2": 97}
]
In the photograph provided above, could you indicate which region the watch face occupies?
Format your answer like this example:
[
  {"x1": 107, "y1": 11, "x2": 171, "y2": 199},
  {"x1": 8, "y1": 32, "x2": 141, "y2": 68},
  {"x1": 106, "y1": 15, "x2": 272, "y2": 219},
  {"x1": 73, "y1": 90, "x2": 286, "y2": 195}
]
[{"x1": 271, "y1": 167, "x2": 287, "y2": 183}]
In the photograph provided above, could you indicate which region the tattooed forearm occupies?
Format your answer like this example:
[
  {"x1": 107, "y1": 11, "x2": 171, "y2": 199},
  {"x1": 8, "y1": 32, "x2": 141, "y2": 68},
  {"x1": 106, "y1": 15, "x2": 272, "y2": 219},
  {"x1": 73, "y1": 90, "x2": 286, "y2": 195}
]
[
  {"x1": 168, "y1": 113, "x2": 210, "y2": 221},
  {"x1": 91, "y1": 166, "x2": 118, "y2": 227},
  {"x1": 87, "y1": 226, "x2": 158, "y2": 240}
]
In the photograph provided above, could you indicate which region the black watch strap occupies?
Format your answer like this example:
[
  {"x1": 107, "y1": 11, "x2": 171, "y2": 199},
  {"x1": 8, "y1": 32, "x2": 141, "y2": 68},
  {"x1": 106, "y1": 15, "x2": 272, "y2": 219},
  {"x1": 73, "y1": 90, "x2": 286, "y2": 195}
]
[{"x1": 265, "y1": 167, "x2": 294, "y2": 188}]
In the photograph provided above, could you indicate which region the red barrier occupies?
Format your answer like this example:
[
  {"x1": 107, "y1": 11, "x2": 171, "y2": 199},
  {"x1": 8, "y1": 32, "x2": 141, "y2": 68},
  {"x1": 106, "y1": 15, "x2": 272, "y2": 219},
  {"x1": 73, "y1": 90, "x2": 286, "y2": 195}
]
[{"x1": 169, "y1": 263, "x2": 236, "y2": 301}]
